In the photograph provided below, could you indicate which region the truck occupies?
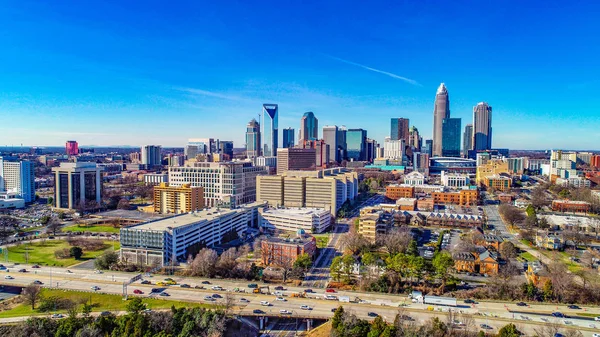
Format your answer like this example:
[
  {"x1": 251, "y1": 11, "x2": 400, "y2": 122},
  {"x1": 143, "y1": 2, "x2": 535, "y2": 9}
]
[
  {"x1": 423, "y1": 296, "x2": 457, "y2": 307},
  {"x1": 338, "y1": 296, "x2": 350, "y2": 303}
]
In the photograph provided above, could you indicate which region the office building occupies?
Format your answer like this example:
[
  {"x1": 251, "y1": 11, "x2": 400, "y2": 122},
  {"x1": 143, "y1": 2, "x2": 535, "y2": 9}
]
[
  {"x1": 282, "y1": 128, "x2": 295, "y2": 148},
  {"x1": 246, "y1": 118, "x2": 261, "y2": 158},
  {"x1": 120, "y1": 202, "x2": 264, "y2": 266},
  {"x1": 591, "y1": 155, "x2": 600, "y2": 168},
  {"x1": 256, "y1": 168, "x2": 358, "y2": 216},
  {"x1": 384, "y1": 137, "x2": 405, "y2": 160},
  {"x1": 552, "y1": 200, "x2": 591, "y2": 213},
  {"x1": 276, "y1": 148, "x2": 316, "y2": 175},
  {"x1": 141, "y1": 145, "x2": 162, "y2": 166},
  {"x1": 261, "y1": 104, "x2": 279, "y2": 157},
  {"x1": 52, "y1": 162, "x2": 103, "y2": 210},
  {"x1": 359, "y1": 211, "x2": 392, "y2": 243},
  {"x1": 299, "y1": 112, "x2": 318, "y2": 142},
  {"x1": 422, "y1": 139, "x2": 433, "y2": 157},
  {"x1": 300, "y1": 139, "x2": 330, "y2": 167},
  {"x1": 432, "y1": 83, "x2": 450, "y2": 156},
  {"x1": 261, "y1": 232, "x2": 317, "y2": 266},
  {"x1": 366, "y1": 138, "x2": 378, "y2": 162},
  {"x1": 218, "y1": 141, "x2": 234, "y2": 159},
  {"x1": 253, "y1": 156, "x2": 277, "y2": 174},
  {"x1": 144, "y1": 173, "x2": 168, "y2": 186},
  {"x1": 259, "y1": 207, "x2": 331, "y2": 234},
  {"x1": 483, "y1": 175, "x2": 512, "y2": 191},
  {"x1": 476, "y1": 159, "x2": 509, "y2": 185},
  {"x1": 0, "y1": 158, "x2": 35, "y2": 203},
  {"x1": 429, "y1": 157, "x2": 477, "y2": 175},
  {"x1": 346, "y1": 128, "x2": 367, "y2": 161},
  {"x1": 441, "y1": 171, "x2": 470, "y2": 188},
  {"x1": 65, "y1": 140, "x2": 79, "y2": 156},
  {"x1": 168, "y1": 161, "x2": 267, "y2": 207},
  {"x1": 0, "y1": 192, "x2": 25, "y2": 209},
  {"x1": 153, "y1": 183, "x2": 204, "y2": 214},
  {"x1": 473, "y1": 102, "x2": 492, "y2": 151},
  {"x1": 409, "y1": 126, "x2": 421, "y2": 150},
  {"x1": 391, "y1": 118, "x2": 410, "y2": 142},
  {"x1": 323, "y1": 125, "x2": 339, "y2": 163},
  {"x1": 337, "y1": 126, "x2": 347, "y2": 161},
  {"x1": 432, "y1": 189, "x2": 479, "y2": 206},
  {"x1": 507, "y1": 157, "x2": 525, "y2": 174},
  {"x1": 185, "y1": 139, "x2": 208, "y2": 159},
  {"x1": 463, "y1": 124, "x2": 473, "y2": 155},
  {"x1": 442, "y1": 118, "x2": 461, "y2": 157}
]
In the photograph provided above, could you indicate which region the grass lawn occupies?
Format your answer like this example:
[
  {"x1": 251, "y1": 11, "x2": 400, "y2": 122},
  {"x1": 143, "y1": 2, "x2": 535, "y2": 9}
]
[
  {"x1": 313, "y1": 234, "x2": 330, "y2": 249},
  {"x1": 0, "y1": 288, "x2": 212, "y2": 318},
  {"x1": 62, "y1": 224, "x2": 121, "y2": 234},
  {"x1": 21, "y1": 226, "x2": 45, "y2": 233},
  {"x1": 7, "y1": 240, "x2": 119, "y2": 267},
  {"x1": 519, "y1": 251, "x2": 537, "y2": 262}
]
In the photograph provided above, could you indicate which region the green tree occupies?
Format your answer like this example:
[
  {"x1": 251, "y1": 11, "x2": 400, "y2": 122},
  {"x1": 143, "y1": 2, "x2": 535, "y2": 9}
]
[
  {"x1": 361, "y1": 252, "x2": 377, "y2": 266},
  {"x1": 126, "y1": 297, "x2": 146, "y2": 315},
  {"x1": 331, "y1": 306, "x2": 344, "y2": 329},
  {"x1": 432, "y1": 251, "x2": 454, "y2": 289},
  {"x1": 70, "y1": 246, "x2": 83, "y2": 259},
  {"x1": 497, "y1": 323, "x2": 521, "y2": 337},
  {"x1": 407, "y1": 239, "x2": 419, "y2": 257},
  {"x1": 525, "y1": 204, "x2": 536, "y2": 218},
  {"x1": 542, "y1": 280, "x2": 554, "y2": 301},
  {"x1": 368, "y1": 316, "x2": 386, "y2": 337},
  {"x1": 330, "y1": 256, "x2": 343, "y2": 281},
  {"x1": 341, "y1": 254, "x2": 355, "y2": 281},
  {"x1": 293, "y1": 253, "x2": 312, "y2": 271},
  {"x1": 47, "y1": 197, "x2": 54, "y2": 205},
  {"x1": 522, "y1": 282, "x2": 538, "y2": 300}
]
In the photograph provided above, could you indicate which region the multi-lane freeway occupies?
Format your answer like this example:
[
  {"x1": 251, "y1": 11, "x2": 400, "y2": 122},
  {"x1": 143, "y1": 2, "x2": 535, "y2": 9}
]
[{"x1": 1, "y1": 264, "x2": 600, "y2": 336}]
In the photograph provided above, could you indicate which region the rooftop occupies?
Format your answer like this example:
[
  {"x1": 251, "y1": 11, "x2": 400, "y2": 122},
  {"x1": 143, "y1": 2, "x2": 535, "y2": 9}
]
[{"x1": 260, "y1": 207, "x2": 330, "y2": 217}]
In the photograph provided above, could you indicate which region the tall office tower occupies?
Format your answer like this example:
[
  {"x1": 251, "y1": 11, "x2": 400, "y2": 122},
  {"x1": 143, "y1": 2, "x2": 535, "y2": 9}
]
[
  {"x1": 246, "y1": 118, "x2": 261, "y2": 158},
  {"x1": 261, "y1": 104, "x2": 278, "y2": 157},
  {"x1": 346, "y1": 129, "x2": 367, "y2": 161},
  {"x1": 197, "y1": 138, "x2": 216, "y2": 153},
  {"x1": 422, "y1": 139, "x2": 433, "y2": 157},
  {"x1": 473, "y1": 102, "x2": 492, "y2": 151},
  {"x1": 141, "y1": 145, "x2": 162, "y2": 166},
  {"x1": 442, "y1": 118, "x2": 461, "y2": 157},
  {"x1": 0, "y1": 157, "x2": 35, "y2": 203},
  {"x1": 299, "y1": 112, "x2": 318, "y2": 143},
  {"x1": 390, "y1": 118, "x2": 410, "y2": 142},
  {"x1": 218, "y1": 141, "x2": 234, "y2": 159},
  {"x1": 383, "y1": 138, "x2": 405, "y2": 160},
  {"x1": 323, "y1": 125, "x2": 339, "y2": 163},
  {"x1": 432, "y1": 83, "x2": 450, "y2": 156},
  {"x1": 65, "y1": 140, "x2": 79, "y2": 156},
  {"x1": 463, "y1": 124, "x2": 473, "y2": 155},
  {"x1": 52, "y1": 162, "x2": 103, "y2": 209},
  {"x1": 366, "y1": 138, "x2": 378, "y2": 162},
  {"x1": 282, "y1": 128, "x2": 295, "y2": 148},
  {"x1": 408, "y1": 126, "x2": 421, "y2": 150},
  {"x1": 277, "y1": 148, "x2": 316, "y2": 175},
  {"x1": 337, "y1": 126, "x2": 347, "y2": 162}
]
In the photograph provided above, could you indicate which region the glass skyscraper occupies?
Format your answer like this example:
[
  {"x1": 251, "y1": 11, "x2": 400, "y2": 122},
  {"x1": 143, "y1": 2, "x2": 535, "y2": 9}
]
[
  {"x1": 299, "y1": 112, "x2": 318, "y2": 142},
  {"x1": 442, "y1": 118, "x2": 461, "y2": 157},
  {"x1": 432, "y1": 83, "x2": 450, "y2": 156},
  {"x1": 261, "y1": 104, "x2": 278, "y2": 157},
  {"x1": 346, "y1": 129, "x2": 367, "y2": 161},
  {"x1": 473, "y1": 102, "x2": 492, "y2": 151},
  {"x1": 282, "y1": 127, "x2": 295, "y2": 148},
  {"x1": 422, "y1": 139, "x2": 433, "y2": 157},
  {"x1": 245, "y1": 118, "x2": 261, "y2": 158},
  {"x1": 390, "y1": 118, "x2": 409, "y2": 142}
]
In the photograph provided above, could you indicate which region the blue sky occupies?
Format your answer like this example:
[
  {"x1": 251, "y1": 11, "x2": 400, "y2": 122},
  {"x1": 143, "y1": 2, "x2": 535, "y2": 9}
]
[{"x1": 0, "y1": 0, "x2": 599, "y2": 150}]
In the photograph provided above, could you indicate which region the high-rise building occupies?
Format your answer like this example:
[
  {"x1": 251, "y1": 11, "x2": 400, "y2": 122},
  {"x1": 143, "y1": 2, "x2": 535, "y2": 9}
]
[
  {"x1": 52, "y1": 162, "x2": 103, "y2": 210},
  {"x1": 337, "y1": 126, "x2": 347, "y2": 162},
  {"x1": 442, "y1": 118, "x2": 461, "y2": 157},
  {"x1": 282, "y1": 128, "x2": 295, "y2": 148},
  {"x1": 366, "y1": 138, "x2": 378, "y2": 162},
  {"x1": 168, "y1": 161, "x2": 267, "y2": 207},
  {"x1": 473, "y1": 102, "x2": 492, "y2": 151},
  {"x1": 300, "y1": 140, "x2": 330, "y2": 167},
  {"x1": 261, "y1": 104, "x2": 278, "y2": 157},
  {"x1": 153, "y1": 183, "x2": 204, "y2": 214},
  {"x1": 65, "y1": 141, "x2": 79, "y2": 156},
  {"x1": 390, "y1": 118, "x2": 410, "y2": 142},
  {"x1": 408, "y1": 126, "x2": 421, "y2": 150},
  {"x1": 299, "y1": 112, "x2": 318, "y2": 142},
  {"x1": 276, "y1": 148, "x2": 316, "y2": 175},
  {"x1": 0, "y1": 158, "x2": 35, "y2": 203},
  {"x1": 322, "y1": 125, "x2": 339, "y2": 164},
  {"x1": 384, "y1": 138, "x2": 405, "y2": 160},
  {"x1": 346, "y1": 129, "x2": 367, "y2": 161},
  {"x1": 218, "y1": 141, "x2": 234, "y2": 159},
  {"x1": 245, "y1": 118, "x2": 261, "y2": 158},
  {"x1": 141, "y1": 145, "x2": 162, "y2": 166},
  {"x1": 432, "y1": 83, "x2": 450, "y2": 156},
  {"x1": 423, "y1": 139, "x2": 433, "y2": 157},
  {"x1": 463, "y1": 124, "x2": 473, "y2": 155}
]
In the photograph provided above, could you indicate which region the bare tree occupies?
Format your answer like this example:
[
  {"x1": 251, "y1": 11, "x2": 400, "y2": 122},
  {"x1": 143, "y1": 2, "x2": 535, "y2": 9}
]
[
  {"x1": 498, "y1": 204, "x2": 525, "y2": 228},
  {"x1": 531, "y1": 186, "x2": 550, "y2": 209},
  {"x1": 280, "y1": 256, "x2": 295, "y2": 283},
  {"x1": 46, "y1": 217, "x2": 62, "y2": 236},
  {"x1": 562, "y1": 230, "x2": 587, "y2": 248},
  {"x1": 533, "y1": 320, "x2": 561, "y2": 337},
  {"x1": 216, "y1": 247, "x2": 239, "y2": 277},
  {"x1": 191, "y1": 248, "x2": 218, "y2": 277},
  {"x1": 378, "y1": 227, "x2": 412, "y2": 255},
  {"x1": 339, "y1": 227, "x2": 369, "y2": 254},
  {"x1": 22, "y1": 284, "x2": 42, "y2": 309},
  {"x1": 0, "y1": 216, "x2": 17, "y2": 243},
  {"x1": 222, "y1": 291, "x2": 236, "y2": 315},
  {"x1": 499, "y1": 241, "x2": 518, "y2": 259},
  {"x1": 252, "y1": 236, "x2": 264, "y2": 258}
]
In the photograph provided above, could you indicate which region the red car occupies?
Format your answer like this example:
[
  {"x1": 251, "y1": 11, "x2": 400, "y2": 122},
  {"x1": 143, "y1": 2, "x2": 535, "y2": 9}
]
[
  {"x1": 325, "y1": 288, "x2": 336, "y2": 293},
  {"x1": 133, "y1": 289, "x2": 143, "y2": 294}
]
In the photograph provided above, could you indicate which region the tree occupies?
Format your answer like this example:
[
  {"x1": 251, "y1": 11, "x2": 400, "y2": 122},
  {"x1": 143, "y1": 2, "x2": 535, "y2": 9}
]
[
  {"x1": 525, "y1": 204, "x2": 536, "y2": 218},
  {"x1": 538, "y1": 216, "x2": 550, "y2": 229},
  {"x1": 331, "y1": 306, "x2": 344, "y2": 330},
  {"x1": 70, "y1": 246, "x2": 83, "y2": 259},
  {"x1": 499, "y1": 241, "x2": 517, "y2": 259},
  {"x1": 407, "y1": 239, "x2": 419, "y2": 257},
  {"x1": 339, "y1": 227, "x2": 369, "y2": 254},
  {"x1": 379, "y1": 228, "x2": 412, "y2": 255},
  {"x1": 126, "y1": 297, "x2": 146, "y2": 314},
  {"x1": 432, "y1": 251, "x2": 454, "y2": 289},
  {"x1": 191, "y1": 248, "x2": 218, "y2": 277},
  {"x1": 531, "y1": 186, "x2": 550, "y2": 209},
  {"x1": 46, "y1": 217, "x2": 62, "y2": 236},
  {"x1": 330, "y1": 256, "x2": 343, "y2": 281},
  {"x1": 498, "y1": 204, "x2": 525, "y2": 228},
  {"x1": 542, "y1": 279, "x2": 554, "y2": 301},
  {"x1": 361, "y1": 252, "x2": 377, "y2": 267},
  {"x1": 293, "y1": 253, "x2": 312, "y2": 272},
  {"x1": 497, "y1": 323, "x2": 521, "y2": 337},
  {"x1": 22, "y1": 284, "x2": 42, "y2": 309},
  {"x1": 0, "y1": 216, "x2": 18, "y2": 242},
  {"x1": 216, "y1": 247, "x2": 238, "y2": 278},
  {"x1": 117, "y1": 199, "x2": 131, "y2": 210},
  {"x1": 94, "y1": 251, "x2": 119, "y2": 270}
]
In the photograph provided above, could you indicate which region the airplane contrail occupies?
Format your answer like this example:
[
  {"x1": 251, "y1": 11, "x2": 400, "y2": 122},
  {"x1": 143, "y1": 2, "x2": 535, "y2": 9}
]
[{"x1": 327, "y1": 55, "x2": 421, "y2": 86}]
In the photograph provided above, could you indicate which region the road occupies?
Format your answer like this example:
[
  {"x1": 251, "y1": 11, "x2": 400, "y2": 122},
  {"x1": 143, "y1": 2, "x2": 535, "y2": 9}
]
[{"x1": 1, "y1": 264, "x2": 600, "y2": 336}]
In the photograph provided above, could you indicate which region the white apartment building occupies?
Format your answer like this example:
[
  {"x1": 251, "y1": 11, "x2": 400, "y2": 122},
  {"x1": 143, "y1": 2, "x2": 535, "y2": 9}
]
[
  {"x1": 120, "y1": 202, "x2": 264, "y2": 266},
  {"x1": 259, "y1": 207, "x2": 331, "y2": 234},
  {"x1": 384, "y1": 137, "x2": 405, "y2": 160},
  {"x1": 556, "y1": 177, "x2": 591, "y2": 188},
  {"x1": 403, "y1": 171, "x2": 425, "y2": 186},
  {"x1": 168, "y1": 161, "x2": 267, "y2": 207},
  {"x1": 0, "y1": 158, "x2": 35, "y2": 203},
  {"x1": 441, "y1": 170, "x2": 470, "y2": 188},
  {"x1": 144, "y1": 173, "x2": 168, "y2": 186}
]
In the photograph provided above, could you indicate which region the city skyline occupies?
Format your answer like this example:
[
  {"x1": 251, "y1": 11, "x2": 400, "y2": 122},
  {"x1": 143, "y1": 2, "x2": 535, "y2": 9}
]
[{"x1": 0, "y1": 2, "x2": 599, "y2": 150}]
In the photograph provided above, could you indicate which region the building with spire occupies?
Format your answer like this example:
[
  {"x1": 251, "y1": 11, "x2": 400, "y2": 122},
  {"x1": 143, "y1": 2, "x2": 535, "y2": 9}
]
[
  {"x1": 473, "y1": 102, "x2": 492, "y2": 151},
  {"x1": 432, "y1": 83, "x2": 450, "y2": 157},
  {"x1": 245, "y1": 118, "x2": 261, "y2": 158},
  {"x1": 261, "y1": 104, "x2": 278, "y2": 157},
  {"x1": 299, "y1": 112, "x2": 318, "y2": 143}
]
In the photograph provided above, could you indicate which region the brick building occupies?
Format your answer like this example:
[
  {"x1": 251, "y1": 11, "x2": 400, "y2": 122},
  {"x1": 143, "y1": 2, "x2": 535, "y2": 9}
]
[
  {"x1": 261, "y1": 232, "x2": 317, "y2": 267},
  {"x1": 385, "y1": 185, "x2": 415, "y2": 199},
  {"x1": 453, "y1": 249, "x2": 499, "y2": 275},
  {"x1": 431, "y1": 189, "x2": 479, "y2": 206},
  {"x1": 551, "y1": 200, "x2": 591, "y2": 213}
]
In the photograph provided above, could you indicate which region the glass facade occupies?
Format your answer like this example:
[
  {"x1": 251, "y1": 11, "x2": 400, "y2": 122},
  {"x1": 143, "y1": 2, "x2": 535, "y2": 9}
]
[
  {"x1": 261, "y1": 104, "x2": 278, "y2": 157},
  {"x1": 346, "y1": 129, "x2": 367, "y2": 161},
  {"x1": 245, "y1": 119, "x2": 260, "y2": 158},
  {"x1": 300, "y1": 112, "x2": 318, "y2": 141},
  {"x1": 282, "y1": 128, "x2": 295, "y2": 148},
  {"x1": 442, "y1": 118, "x2": 461, "y2": 157}
]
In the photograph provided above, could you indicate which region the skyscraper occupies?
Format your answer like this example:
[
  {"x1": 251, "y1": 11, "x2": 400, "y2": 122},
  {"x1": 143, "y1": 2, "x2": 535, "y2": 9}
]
[
  {"x1": 473, "y1": 102, "x2": 492, "y2": 151},
  {"x1": 346, "y1": 129, "x2": 367, "y2": 161},
  {"x1": 65, "y1": 140, "x2": 78, "y2": 156},
  {"x1": 322, "y1": 125, "x2": 338, "y2": 163},
  {"x1": 337, "y1": 126, "x2": 347, "y2": 162},
  {"x1": 218, "y1": 141, "x2": 234, "y2": 159},
  {"x1": 141, "y1": 145, "x2": 162, "y2": 166},
  {"x1": 463, "y1": 124, "x2": 473, "y2": 155},
  {"x1": 409, "y1": 126, "x2": 421, "y2": 150},
  {"x1": 432, "y1": 83, "x2": 450, "y2": 156},
  {"x1": 442, "y1": 118, "x2": 461, "y2": 157},
  {"x1": 245, "y1": 118, "x2": 261, "y2": 158},
  {"x1": 282, "y1": 128, "x2": 295, "y2": 148},
  {"x1": 390, "y1": 118, "x2": 410, "y2": 142},
  {"x1": 423, "y1": 139, "x2": 433, "y2": 157},
  {"x1": 299, "y1": 112, "x2": 318, "y2": 142},
  {"x1": 261, "y1": 104, "x2": 278, "y2": 157},
  {"x1": 0, "y1": 157, "x2": 35, "y2": 203}
]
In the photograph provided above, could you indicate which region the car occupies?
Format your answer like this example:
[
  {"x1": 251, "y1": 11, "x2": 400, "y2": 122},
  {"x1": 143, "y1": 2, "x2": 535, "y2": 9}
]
[
  {"x1": 552, "y1": 312, "x2": 564, "y2": 318},
  {"x1": 325, "y1": 288, "x2": 336, "y2": 293},
  {"x1": 212, "y1": 294, "x2": 222, "y2": 298},
  {"x1": 33, "y1": 280, "x2": 43, "y2": 285},
  {"x1": 368, "y1": 312, "x2": 378, "y2": 317},
  {"x1": 204, "y1": 296, "x2": 215, "y2": 301},
  {"x1": 304, "y1": 289, "x2": 313, "y2": 293},
  {"x1": 156, "y1": 282, "x2": 167, "y2": 286},
  {"x1": 592, "y1": 334, "x2": 600, "y2": 337},
  {"x1": 253, "y1": 309, "x2": 264, "y2": 314},
  {"x1": 194, "y1": 285, "x2": 204, "y2": 289},
  {"x1": 201, "y1": 281, "x2": 211, "y2": 284},
  {"x1": 100, "y1": 311, "x2": 111, "y2": 317},
  {"x1": 133, "y1": 289, "x2": 143, "y2": 294},
  {"x1": 180, "y1": 284, "x2": 190, "y2": 288},
  {"x1": 516, "y1": 302, "x2": 527, "y2": 306},
  {"x1": 279, "y1": 310, "x2": 291, "y2": 315},
  {"x1": 567, "y1": 304, "x2": 580, "y2": 309},
  {"x1": 165, "y1": 280, "x2": 177, "y2": 285},
  {"x1": 211, "y1": 286, "x2": 222, "y2": 290},
  {"x1": 554, "y1": 334, "x2": 565, "y2": 337},
  {"x1": 331, "y1": 308, "x2": 337, "y2": 312},
  {"x1": 31, "y1": 265, "x2": 40, "y2": 269},
  {"x1": 4, "y1": 275, "x2": 13, "y2": 280},
  {"x1": 276, "y1": 297, "x2": 286, "y2": 301},
  {"x1": 51, "y1": 313, "x2": 64, "y2": 319},
  {"x1": 151, "y1": 288, "x2": 160, "y2": 293},
  {"x1": 0, "y1": 266, "x2": 5, "y2": 271},
  {"x1": 274, "y1": 286, "x2": 285, "y2": 291},
  {"x1": 159, "y1": 292, "x2": 169, "y2": 296},
  {"x1": 464, "y1": 299, "x2": 475, "y2": 304},
  {"x1": 260, "y1": 301, "x2": 270, "y2": 306},
  {"x1": 164, "y1": 278, "x2": 175, "y2": 281},
  {"x1": 300, "y1": 305, "x2": 311, "y2": 310},
  {"x1": 240, "y1": 298, "x2": 249, "y2": 303},
  {"x1": 18, "y1": 269, "x2": 26, "y2": 273},
  {"x1": 94, "y1": 270, "x2": 103, "y2": 274},
  {"x1": 247, "y1": 283, "x2": 258, "y2": 288},
  {"x1": 141, "y1": 280, "x2": 151, "y2": 285},
  {"x1": 595, "y1": 316, "x2": 600, "y2": 322},
  {"x1": 480, "y1": 324, "x2": 492, "y2": 330},
  {"x1": 91, "y1": 286, "x2": 100, "y2": 291}
]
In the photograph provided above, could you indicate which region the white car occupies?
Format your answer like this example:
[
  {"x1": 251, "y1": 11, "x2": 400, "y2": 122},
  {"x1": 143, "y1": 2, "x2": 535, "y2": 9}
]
[
  {"x1": 300, "y1": 305, "x2": 311, "y2": 310},
  {"x1": 279, "y1": 310, "x2": 291, "y2": 315},
  {"x1": 51, "y1": 314, "x2": 64, "y2": 319},
  {"x1": 4, "y1": 275, "x2": 13, "y2": 280},
  {"x1": 275, "y1": 297, "x2": 286, "y2": 301},
  {"x1": 593, "y1": 334, "x2": 600, "y2": 337},
  {"x1": 91, "y1": 286, "x2": 100, "y2": 291},
  {"x1": 595, "y1": 316, "x2": 600, "y2": 322},
  {"x1": 211, "y1": 286, "x2": 222, "y2": 290},
  {"x1": 94, "y1": 270, "x2": 103, "y2": 274},
  {"x1": 239, "y1": 298, "x2": 249, "y2": 303},
  {"x1": 260, "y1": 301, "x2": 270, "y2": 306}
]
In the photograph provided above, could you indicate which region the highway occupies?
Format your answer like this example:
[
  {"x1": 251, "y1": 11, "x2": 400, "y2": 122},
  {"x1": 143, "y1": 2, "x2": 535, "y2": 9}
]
[{"x1": 1, "y1": 264, "x2": 600, "y2": 336}]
